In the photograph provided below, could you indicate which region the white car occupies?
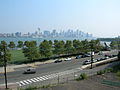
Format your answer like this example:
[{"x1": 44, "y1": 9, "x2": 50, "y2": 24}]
[
  {"x1": 64, "y1": 58, "x2": 72, "y2": 61},
  {"x1": 92, "y1": 59, "x2": 97, "y2": 63},
  {"x1": 83, "y1": 60, "x2": 91, "y2": 65}
]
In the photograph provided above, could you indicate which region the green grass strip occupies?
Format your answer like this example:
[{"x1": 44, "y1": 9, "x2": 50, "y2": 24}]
[{"x1": 102, "y1": 80, "x2": 120, "y2": 87}]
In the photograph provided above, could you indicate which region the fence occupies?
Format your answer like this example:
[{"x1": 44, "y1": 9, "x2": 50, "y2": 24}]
[{"x1": 18, "y1": 68, "x2": 98, "y2": 89}]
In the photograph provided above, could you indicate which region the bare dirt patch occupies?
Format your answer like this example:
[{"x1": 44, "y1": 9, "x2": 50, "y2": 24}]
[{"x1": 40, "y1": 73, "x2": 120, "y2": 90}]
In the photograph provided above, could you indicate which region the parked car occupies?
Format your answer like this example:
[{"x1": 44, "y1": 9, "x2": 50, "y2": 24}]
[
  {"x1": 23, "y1": 68, "x2": 36, "y2": 74},
  {"x1": 108, "y1": 55, "x2": 113, "y2": 58},
  {"x1": 81, "y1": 54, "x2": 91, "y2": 58},
  {"x1": 76, "y1": 55, "x2": 81, "y2": 59},
  {"x1": 54, "y1": 59, "x2": 62, "y2": 63},
  {"x1": 105, "y1": 56, "x2": 109, "y2": 59},
  {"x1": 97, "y1": 58, "x2": 102, "y2": 61},
  {"x1": 100, "y1": 57, "x2": 106, "y2": 60},
  {"x1": 64, "y1": 58, "x2": 71, "y2": 61},
  {"x1": 92, "y1": 59, "x2": 97, "y2": 63},
  {"x1": 84, "y1": 54, "x2": 91, "y2": 57},
  {"x1": 112, "y1": 54, "x2": 118, "y2": 57},
  {"x1": 83, "y1": 60, "x2": 91, "y2": 65}
]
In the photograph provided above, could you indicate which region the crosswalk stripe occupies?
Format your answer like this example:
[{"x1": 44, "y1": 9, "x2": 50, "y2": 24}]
[
  {"x1": 20, "y1": 81, "x2": 26, "y2": 85},
  {"x1": 33, "y1": 78, "x2": 40, "y2": 81},
  {"x1": 16, "y1": 82, "x2": 22, "y2": 86},
  {"x1": 39, "y1": 77, "x2": 46, "y2": 80},
  {"x1": 26, "y1": 79, "x2": 32, "y2": 83},
  {"x1": 36, "y1": 77, "x2": 43, "y2": 81},
  {"x1": 23, "y1": 80, "x2": 29, "y2": 84},
  {"x1": 30, "y1": 79, "x2": 37, "y2": 82},
  {"x1": 42, "y1": 76, "x2": 49, "y2": 79}
]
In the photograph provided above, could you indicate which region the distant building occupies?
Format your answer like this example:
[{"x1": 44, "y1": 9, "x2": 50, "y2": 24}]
[
  {"x1": 15, "y1": 32, "x2": 21, "y2": 37},
  {"x1": 44, "y1": 30, "x2": 50, "y2": 37}
]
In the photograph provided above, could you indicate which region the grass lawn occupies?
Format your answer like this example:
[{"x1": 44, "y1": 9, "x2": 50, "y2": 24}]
[{"x1": 9, "y1": 50, "x2": 27, "y2": 64}]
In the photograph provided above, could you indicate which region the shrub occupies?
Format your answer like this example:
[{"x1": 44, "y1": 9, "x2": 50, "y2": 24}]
[
  {"x1": 97, "y1": 70, "x2": 105, "y2": 75},
  {"x1": 41, "y1": 85, "x2": 50, "y2": 88},
  {"x1": 76, "y1": 73, "x2": 88, "y2": 81},
  {"x1": 116, "y1": 71, "x2": 120, "y2": 77},
  {"x1": 24, "y1": 86, "x2": 38, "y2": 90},
  {"x1": 105, "y1": 68, "x2": 113, "y2": 73}
]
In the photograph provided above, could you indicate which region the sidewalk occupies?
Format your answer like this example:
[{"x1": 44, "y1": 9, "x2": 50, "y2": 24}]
[{"x1": 0, "y1": 83, "x2": 18, "y2": 90}]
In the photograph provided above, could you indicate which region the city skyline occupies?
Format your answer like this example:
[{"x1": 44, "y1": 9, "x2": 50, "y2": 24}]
[
  {"x1": 0, "y1": 29, "x2": 93, "y2": 39},
  {"x1": 0, "y1": 0, "x2": 120, "y2": 38}
]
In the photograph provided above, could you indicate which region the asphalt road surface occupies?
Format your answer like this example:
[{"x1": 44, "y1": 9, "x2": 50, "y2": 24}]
[{"x1": 0, "y1": 50, "x2": 118, "y2": 86}]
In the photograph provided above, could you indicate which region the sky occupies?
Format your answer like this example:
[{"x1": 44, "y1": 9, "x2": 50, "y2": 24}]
[{"x1": 0, "y1": 0, "x2": 120, "y2": 38}]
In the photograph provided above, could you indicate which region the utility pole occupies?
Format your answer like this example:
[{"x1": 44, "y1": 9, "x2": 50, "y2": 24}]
[
  {"x1": 90, "y1": 43, "x2": 94, "y2": 69},
  {"x1": 118, "y1": 38, "x2": 120, "y2": 53}
]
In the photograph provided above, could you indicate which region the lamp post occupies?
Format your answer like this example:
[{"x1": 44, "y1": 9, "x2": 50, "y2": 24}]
[
  {"x1": 117, "y1": 38, "x2": 120, "y2": 53},
  {"x1": 90, "y1": 43, "x2": 94, "y2": 69},
  {"x1": 1, "y1": 45, "x2": 8, "y2": 89}
]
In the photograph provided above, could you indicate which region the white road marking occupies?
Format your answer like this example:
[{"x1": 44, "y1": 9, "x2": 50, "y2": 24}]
[
  {"x1": 39, "y1": 77, "x2": 46, "y2": 80},
  {"x1": 30, "y1": 79, "x2": 37, "y2": 82},
  {"x1": 16, "y1": 67, "x2": 83, "y2": 87},
  {"x1": 33, "y1": 78, "x2": 40, "y2": 82},
  {"x1": 16, "y1": 82, "x2": 22, "y2": 86},
  {"x1": 26, "y1": 79, "x2": 32, "y2": 83},
  {"x1": 23, "y1": 80, "x2": 29, "y2": 84},
  {"x1": 20, "y1": 81, "x2": 26, "y2": 85},
  {"x1": 36, "y1": 77, "x2": 43, "y2": 81}
]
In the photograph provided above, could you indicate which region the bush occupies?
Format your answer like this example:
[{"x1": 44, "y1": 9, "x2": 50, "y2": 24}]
[
  {"x1": 97, "y1": 70, "x2": 105, "y2": 75},
  {"x1": 105, "y1": 68, "x2": 113, "y2": 73},
  {"x1": 24, "y1": 86, "x2": 38, "y2": 90},
  {"x1": 116, "y1": 71, "x2": 120, "y2": 77},
  {"x1": 41, "y1": 85, "x2": 50, "y2": 88},
  {"x1": 112, "y1": 63, "x2": 120, "y2": 72},
  {"x1": 76, "y1": 73, "x2": 88, "y2": 81}
]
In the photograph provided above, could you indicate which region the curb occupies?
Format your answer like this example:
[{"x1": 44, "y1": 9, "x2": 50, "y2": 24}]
[{"x1": 81, "y1": 57, "x2": 118, "y2": 69}]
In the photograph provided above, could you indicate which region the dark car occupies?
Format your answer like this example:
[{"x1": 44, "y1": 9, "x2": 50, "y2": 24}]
[
  {"x1": 81, "y1": 54, "x2": 91, "y2": 58},
  {"x1": 23, "y1": 68, "x2": 36, "y2": 74},
  {"x1": 97, "y1": 58, "x2": 102, "y2": 61},
  {"x1": 100, "y1": 57, "x2": 106, "y2": 60},
  {"x1": 54, "y1": 59, "x2": 62, "y2": 63},
  {"x1": 112, "y1": 54, "x2": 118, "y2": 57},
  {"x1": 76, "y1": 55, "x2": 81, "y2": 59}
]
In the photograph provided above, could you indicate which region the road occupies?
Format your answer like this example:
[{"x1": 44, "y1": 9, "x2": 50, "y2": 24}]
[{"x1": 0, "y1": 50, "x2": 118, "y2": 87}]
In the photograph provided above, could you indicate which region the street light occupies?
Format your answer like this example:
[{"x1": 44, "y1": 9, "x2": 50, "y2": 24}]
[
  {"x1": 1, "y1": 44, "x2": 8, "y2": 89},
  {"x1": 90, "y1": 43, "x2": 94, "y2": 69}
]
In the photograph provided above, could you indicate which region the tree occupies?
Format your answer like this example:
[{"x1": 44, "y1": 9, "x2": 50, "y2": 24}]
[
  {"x1": 73, "y1": 40, "x2": 84, "y2": 54},
  {"x1": 81, "y1": 39, "x2": 90, "y2": 53},
  {"x1": 23, "y1": 41, "x2": 39, "y2": 61},
  {"x1": 64, "y1": 40, "x2": 74, "y2": 54},
  {"x1": 17, "y1": 41, "x2": 23, "y2": 48},
  {"x1": 53, "y1": 40, "x2": 65, "y2": 55},
  {"x1": 0, "y1": 41, "x2": 11, "y2": 89},
  {"x1": 89, "y1": 40, "x2": 103, "y2": 53},
  {"x1": 0, "y1": 41, "x2": 11, "y2": 65},
  {"x1": 8, "y1": 41, "x2": 15, "y2": 49},
  {"x1": 73, "y1": 40, "x2": 80, "y2": 53},
  {"x1": 39, "y1": 40, "x2": 53, "y2": 58},
  {"x1": 24, "y1": 41, "x2": 30, "y2": 47},
  {"x1": 49, "y1": 40, "x2": 53, "y2": 47}
]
